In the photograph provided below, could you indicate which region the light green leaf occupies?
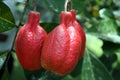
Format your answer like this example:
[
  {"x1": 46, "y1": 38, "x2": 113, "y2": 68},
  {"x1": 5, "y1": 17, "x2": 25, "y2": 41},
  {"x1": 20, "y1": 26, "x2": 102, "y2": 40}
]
[
  {"x1": 112, "y1": 50, "x2": 120, "y2": 69},
  {"x1": 86, "y1": 34, "x2": 103, "y2": 57},
  {"x1": 97, "y1": 18, "x2": 118, "y2": 34},
  {"x1": 93, "y1": 33, "x2": 120, "y2": 44},
  {"x1": 116, "y1": 51, "x2": 120, "y2": 63},
  {"x1": 0, "y1": 2, "x2": 16, "y2": 32},
  {"x1": 81, "y1": 49, "x2": 113, "y2": 80}
]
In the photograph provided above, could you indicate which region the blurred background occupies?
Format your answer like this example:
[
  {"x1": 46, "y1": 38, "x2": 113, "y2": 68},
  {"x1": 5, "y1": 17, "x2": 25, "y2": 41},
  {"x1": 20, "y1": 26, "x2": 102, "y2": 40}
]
[{"x1": 0, "y1": 0, "x2": 120, "y2": 80}]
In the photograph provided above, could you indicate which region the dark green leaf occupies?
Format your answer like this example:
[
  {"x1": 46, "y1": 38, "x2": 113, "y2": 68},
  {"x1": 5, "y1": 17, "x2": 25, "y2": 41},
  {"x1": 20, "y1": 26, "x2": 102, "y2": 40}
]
[
  {"x1": 70, "y1": 59, "x2": 83, "y2": 77},
  {"x1": 0, "y1": 2, "x2": 14, "y2": 22},
  {"x1": 11, "y1": 53, "x2": 26, "y2": 80},
  {"x1": 81, "y1": 49, "x2": 113, "y2": 80},
  {"x1": 41, "y1": 23, "x2": 58, "y2": 33},
  {"x1": 0, "y1": 2, "x2": 16, "y2": 32},
  {"x1": 38, "y1": 71, "x2": 62, "y2": 80},
  {"x1": 72, "y1": 0, "x2": 86, "y2": 13},
  {"x1": 61, "y1": 75, "x2": 74, "y2": 80},
  {"x1": 1, "y1": 68, "x2": 10, "y2": 80},
  {"x1": 0, "y1": 18, "x2": 16, "y2": 32},
  {"x1": 24, "y1": 68, "x2": 46, "y2": 80}
]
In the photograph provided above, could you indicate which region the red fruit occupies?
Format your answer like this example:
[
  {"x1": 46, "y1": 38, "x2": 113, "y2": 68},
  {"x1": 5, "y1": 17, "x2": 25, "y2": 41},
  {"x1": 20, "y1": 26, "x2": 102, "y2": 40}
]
[
  {"x1": 15, "y1": 11, "x2": 47, "y2": 71},
  {"x1": 41, "y1": 10, "x2": 85, "y2": 75},
  {"x1": 70, "y1": 10, "x2": 86, "y2": 59}
]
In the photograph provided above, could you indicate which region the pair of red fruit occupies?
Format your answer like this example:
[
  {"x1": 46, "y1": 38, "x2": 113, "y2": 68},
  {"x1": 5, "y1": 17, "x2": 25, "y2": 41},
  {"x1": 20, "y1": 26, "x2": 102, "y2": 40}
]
[{"x1": 15, "y1": 9, "x2": 86, "y2": 76}]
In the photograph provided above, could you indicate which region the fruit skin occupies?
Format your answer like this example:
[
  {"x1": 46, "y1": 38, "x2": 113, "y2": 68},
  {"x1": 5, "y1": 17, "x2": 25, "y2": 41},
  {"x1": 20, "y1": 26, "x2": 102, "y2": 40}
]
[
  {"x1": 41, "y1": 10, "x2": 85, "y2": 75},
  {"x1": 70, "y1": 10, "x2": 86, "y2": 59},
  {"x1": 15, "y1": 11, "x2": 47, "y2": 71}
]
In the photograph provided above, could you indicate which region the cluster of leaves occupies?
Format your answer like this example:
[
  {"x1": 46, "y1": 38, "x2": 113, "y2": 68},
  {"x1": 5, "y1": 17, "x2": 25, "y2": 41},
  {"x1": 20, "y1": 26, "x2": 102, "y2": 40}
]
[{"x1": 0, "y1": 0, "x2": 120, "y2": 80}]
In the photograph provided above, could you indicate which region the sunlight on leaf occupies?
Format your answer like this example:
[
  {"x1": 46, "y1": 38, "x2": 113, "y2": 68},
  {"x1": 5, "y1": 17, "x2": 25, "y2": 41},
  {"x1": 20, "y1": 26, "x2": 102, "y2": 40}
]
[{"x1": 86, "y1": 34, "x2": 103, "y2": 57}]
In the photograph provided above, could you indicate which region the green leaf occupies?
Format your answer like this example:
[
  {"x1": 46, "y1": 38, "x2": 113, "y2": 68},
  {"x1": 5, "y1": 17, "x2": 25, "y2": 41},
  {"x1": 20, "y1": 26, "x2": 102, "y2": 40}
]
[
  {"x1": 0, "y1": 2, "x2": 16, "y2": 32},
  {"x1": 86, "y1": 34, "x2": 103, "y2": 57},
  {"x1": 61, "y1": 75, "x2": 74, "y2": 80},
  {"x1": 115, "y1": 51, "x2": 120, "y2": 63},
  {"x1": 99, "y1": 9, "x2": 114, "y2": 19},
  {"x1": 1, "y1": 68, "x2": 10, "y2": 80},
  {"x1": 24, "y1": 68, "x2": 46, "y2": 80},
  {"x1": 11, "y1": 53, "x2": 26, "y2": 80},
  {"x1": 0, "y1": 2, "x2": 14, "y2": 22},
  {"x1": 70, "y1": 59, "x2": 83, "y2": 77},
  {"x1": 81, "y1": 49, "x2": 113, "y2": 80},
  {"x1": 72, "y1": 0, "x2": 86, "y2": 13},
  {"x1": 97, "y1": 18, "x2": 118, "y2": 34},
  {"x1": 41, "y1": 23, "x2": 58, "y2": 33},
  {"x1": 38, "y1": 71, "x2": 62, "y2": 80},
  {"x1": 112, "y1": 50, "x2": 120, "y2": 69},
  {"x1": 43, "y1": 0, "x2": 85, "y2": 13},
  {"x1": 0, "y1": 53, "x2": 7, "y2": 70},
  {"x1": 0, "y1": 18, "x2": 16, "y2": 32},
  {"x1": 93, "y1": 33, "x2": 120, "y2": 44}
]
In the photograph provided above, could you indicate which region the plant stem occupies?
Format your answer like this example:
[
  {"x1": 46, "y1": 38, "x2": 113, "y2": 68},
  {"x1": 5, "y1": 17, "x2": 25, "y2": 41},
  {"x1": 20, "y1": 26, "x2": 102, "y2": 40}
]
[
  {"x1": 5, "y1": 0, "x2": 29, "y2": 68},
  {"x1": 33, "y1": 0, "x2": 36, "y2": 11},
  {"x1": 64, "y1": 0, "x2": 72, "y2": 12}
]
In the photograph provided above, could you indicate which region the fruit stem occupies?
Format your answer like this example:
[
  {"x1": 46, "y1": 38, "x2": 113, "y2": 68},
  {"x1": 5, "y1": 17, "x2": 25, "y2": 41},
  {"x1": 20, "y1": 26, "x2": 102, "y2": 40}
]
[
  {"x1": 64, "y1": 0, "x2": 72, "y2": 12},
  {"x1": 33, "y1": 0, "x2": 36, "y2": 11}
]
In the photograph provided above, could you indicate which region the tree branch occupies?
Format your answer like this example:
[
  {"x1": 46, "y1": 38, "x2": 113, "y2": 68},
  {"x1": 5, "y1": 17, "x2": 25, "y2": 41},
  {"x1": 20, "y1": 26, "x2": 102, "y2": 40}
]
[{"x1": 5, "y1": 0, "x2": 29, "y2": 68}]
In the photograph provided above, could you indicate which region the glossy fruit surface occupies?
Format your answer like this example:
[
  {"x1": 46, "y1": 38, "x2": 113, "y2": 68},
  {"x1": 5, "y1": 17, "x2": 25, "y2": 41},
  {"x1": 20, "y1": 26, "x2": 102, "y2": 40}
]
[
  {"x1": 15, "y1": 11, "x2": 47, "y2": 71},
  {"x1": 41, "y1": 10, "x2": 86, "y2": 75}
]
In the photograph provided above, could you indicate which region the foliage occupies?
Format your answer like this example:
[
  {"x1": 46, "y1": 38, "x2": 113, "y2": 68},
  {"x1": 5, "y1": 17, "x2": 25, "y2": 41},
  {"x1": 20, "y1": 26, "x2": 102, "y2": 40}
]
[{"x1": 0, "y1": 0, "x2": 120, "y2": 80}]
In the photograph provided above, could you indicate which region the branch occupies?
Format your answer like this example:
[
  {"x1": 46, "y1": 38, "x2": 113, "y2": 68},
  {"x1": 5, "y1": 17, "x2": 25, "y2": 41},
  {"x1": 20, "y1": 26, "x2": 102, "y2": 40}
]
[{"x1": 5, "y1": 0, "x2": 29, "y2": 67}]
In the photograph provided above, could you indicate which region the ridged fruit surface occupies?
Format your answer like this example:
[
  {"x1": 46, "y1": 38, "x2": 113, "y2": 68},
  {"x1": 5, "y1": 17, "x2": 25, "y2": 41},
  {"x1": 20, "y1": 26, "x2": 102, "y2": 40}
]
[
  {"x1": 71, "y1": 10, "x2": 86, "y2": 59},
  {"x1": 15, "y1": 11, "x2": 47, "y2": 71},
  {"x1": 41, "y1": 10, "x2": 86, "y2": 75}
]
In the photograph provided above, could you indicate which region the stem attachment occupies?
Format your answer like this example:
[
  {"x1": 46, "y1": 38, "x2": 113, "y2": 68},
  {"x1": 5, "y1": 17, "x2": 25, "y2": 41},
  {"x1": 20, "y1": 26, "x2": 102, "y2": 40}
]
[
  {"x1": 64, "y1": 0, "x2": 72, "y2": 12},
  {"x1": 33, "y1": 0, "x2": 36, "y2": 11}
]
